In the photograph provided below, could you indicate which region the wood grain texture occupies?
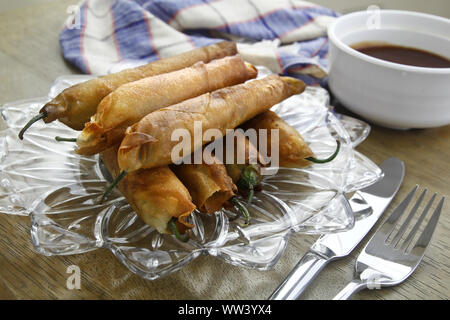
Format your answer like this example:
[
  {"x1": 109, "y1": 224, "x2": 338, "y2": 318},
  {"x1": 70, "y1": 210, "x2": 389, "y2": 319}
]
[{"x1": 0, "y1": 0, "x2": 448, "y2": 300}]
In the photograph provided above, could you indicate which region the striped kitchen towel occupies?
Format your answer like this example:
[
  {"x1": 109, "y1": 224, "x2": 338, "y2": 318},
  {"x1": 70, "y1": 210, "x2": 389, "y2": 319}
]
[{"x1": 60, "y1": 0, "x2": 338, "y2": 85}]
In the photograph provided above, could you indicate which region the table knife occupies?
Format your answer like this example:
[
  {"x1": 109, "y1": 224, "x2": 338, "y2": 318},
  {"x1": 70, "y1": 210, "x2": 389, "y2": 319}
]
[{"x1": 268, "y1": 157, "x2": 405, "y2": 300}]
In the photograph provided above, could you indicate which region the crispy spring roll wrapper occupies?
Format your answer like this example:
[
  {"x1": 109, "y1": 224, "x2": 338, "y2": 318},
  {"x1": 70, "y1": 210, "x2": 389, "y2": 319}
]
[
  {"x1": 171, "y1": 153, "x2": 237, "y2": 214},
  {"x1": 241, "y1": 110, "x2": 314, "y2": 168},
  {"x1": 100, "y1": 145, "x2": 195, "y2": 234},
  {"x1": 76, "y1": 55, "x2": 257, "y2": 155},
  {"x1": 41, "y1": 41, "x2": 237, "y2": 130},
  {"x1": 172, "y1": 136, "x2": 261, "y2": 214},
  {"x1": 118, "y1": 75, "x2": 306, "y2": 173}
]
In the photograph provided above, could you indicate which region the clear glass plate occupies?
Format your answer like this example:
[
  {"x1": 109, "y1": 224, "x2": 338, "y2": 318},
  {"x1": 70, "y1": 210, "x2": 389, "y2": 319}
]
[{"x1": 0, "y1": 73, "x2": 381, "y2": 280}]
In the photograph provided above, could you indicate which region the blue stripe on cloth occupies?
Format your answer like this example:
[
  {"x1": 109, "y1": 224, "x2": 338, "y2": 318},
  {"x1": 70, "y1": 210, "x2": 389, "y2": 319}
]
[
  {"x1": 60, "y1": 0, "x2": 338, "y2": 87},
  {"x1": 296, "y1": 37, "x2": 329, "y2": 58},
  {"x1": 112, "y1": 0, "x2": 159, "y2": 61},
  {"x1": 59, "y1": 2, "x2": 89, "y2": 73},
  {"x1": 213, "y1": 7, "x2": 337, "y2": 41}
]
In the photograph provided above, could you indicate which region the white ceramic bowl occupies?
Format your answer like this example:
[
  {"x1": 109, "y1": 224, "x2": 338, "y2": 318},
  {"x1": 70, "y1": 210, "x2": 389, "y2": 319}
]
[{"x1": 328, "y1": 10, "x2": 450, "y2": 129}]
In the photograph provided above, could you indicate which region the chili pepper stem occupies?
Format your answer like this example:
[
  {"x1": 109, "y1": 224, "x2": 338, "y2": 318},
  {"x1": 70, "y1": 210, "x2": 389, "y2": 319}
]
[
  {"x1": 18, "y1": 111, "x2": 48, "y2": 140},
  {"x1": 306, "y1": 140, "x2": 341, "y2": 164},
  {"x1": 230, "y1": 197, "x2": 250, "y2": 226},
  {"x1": 101, "y1": 170, "x2": 127, "y2": 202},
  {"x1": 247, "y1": 187, "x2": 254, "y2": 205},
  {"x1": 168, "y1": 218, "x2": 189, "y2": 242},
  {"x1": 55, "y1": 136, "x2": 77, "y2": 142},
  {"x1": 237, "y1": 165, "x2": 260, "y2": 205}
]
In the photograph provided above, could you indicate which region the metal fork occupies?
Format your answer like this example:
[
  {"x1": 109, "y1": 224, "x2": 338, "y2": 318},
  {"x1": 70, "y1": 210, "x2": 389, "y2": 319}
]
[{"x1": 333, "y1": 185, "x2": 445, "y2": 300}]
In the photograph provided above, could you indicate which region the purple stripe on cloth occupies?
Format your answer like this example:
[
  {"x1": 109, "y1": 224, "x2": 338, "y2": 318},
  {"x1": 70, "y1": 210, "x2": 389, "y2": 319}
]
[{"x1": 59, "y1": 0, "x2": 338, "y2": 87}]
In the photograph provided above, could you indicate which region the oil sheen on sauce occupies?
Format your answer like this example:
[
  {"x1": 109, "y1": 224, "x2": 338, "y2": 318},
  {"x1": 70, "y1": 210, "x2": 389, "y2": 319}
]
[{"x1": 351, "y1": 42, "x2": 450, "y2": 68}]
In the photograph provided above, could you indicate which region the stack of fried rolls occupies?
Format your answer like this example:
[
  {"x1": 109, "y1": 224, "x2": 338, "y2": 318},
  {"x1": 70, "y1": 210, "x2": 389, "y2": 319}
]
[
  {"x1": 101, "y1": 145, "x2": 195, "y2": 234},
  {"x1": 27, "y1": 42, "x2": 325, "y2": 238},
  {"x1": 117, "y1": 75, "x2": 306, "y2": 172},
  {"x1": 76, "y1": 54, "x2": 257, "y2": 155},
  {"x1": 39, "y1": 41, "x2": 238, "y2": 130}
]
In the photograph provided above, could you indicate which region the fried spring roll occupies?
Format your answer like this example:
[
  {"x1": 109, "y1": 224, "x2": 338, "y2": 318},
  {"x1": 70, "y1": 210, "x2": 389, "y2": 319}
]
[
  {"x1": 76, "y1": 55, "x2": 257, "y2": 155},
  {"x1": 223, "y1": 132, "x2": 264, "y2": 184},
  {"x1": 100, "y1": 145, "x2": 195, "y2": 234},
  {"x1": 172, "y1": 134, "x2": 263, "y2": 214},
  {"x1": 118, "y1": 75, "x2": 306, "y2": 173},
  {"x1": 40, "y1": 41, "x2": 237, "y2": 130},
  {"x1": 241, "y1": 110, "x2": 314, "y2": 168},
  {"x1": 172, "y1": 153, "x2": 237, "y2": 214},
  {"x1": 220, "y1": 134, "x2": 264, "y2": 206}
]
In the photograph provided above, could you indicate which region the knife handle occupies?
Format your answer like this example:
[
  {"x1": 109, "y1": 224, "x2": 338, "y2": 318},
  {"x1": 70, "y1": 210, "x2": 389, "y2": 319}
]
[{"x1": 268, "y1": 251, "x2": 330, "y2": 300}]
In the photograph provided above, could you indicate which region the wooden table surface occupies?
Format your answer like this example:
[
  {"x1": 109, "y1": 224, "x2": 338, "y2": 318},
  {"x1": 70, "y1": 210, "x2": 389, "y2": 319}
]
[{"x1": 0, "y1": 1, "x2": 448, "y2": 300}]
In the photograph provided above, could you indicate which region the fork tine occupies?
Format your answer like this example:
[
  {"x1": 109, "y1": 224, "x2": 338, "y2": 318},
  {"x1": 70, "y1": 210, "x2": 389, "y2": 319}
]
[
  {"x1": 391, "y1": 189, "x2": 427, "y2": 247},
  {"x1": 409, "y1": 196, "x2": 445, "y2": 255},
  {"x1": 400, "y1": 193, "x2": 437, "y2": 251},
  {"x1": 378, "y1": 185, "x2": 419, "y2": 242}
]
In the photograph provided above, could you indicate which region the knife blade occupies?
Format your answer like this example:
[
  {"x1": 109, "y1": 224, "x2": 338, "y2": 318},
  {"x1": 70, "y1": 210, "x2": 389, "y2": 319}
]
[{"x1": 268, "y1": 157, "x2": 405, "y2": 300}]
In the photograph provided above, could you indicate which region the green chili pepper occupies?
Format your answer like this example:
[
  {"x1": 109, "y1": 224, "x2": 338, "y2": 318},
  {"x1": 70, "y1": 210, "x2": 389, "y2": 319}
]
[
  {"x1": 230, "y1": 197, "x2": 250, "y2": 226},
  {"x1": 167, "y1": 218, "x2": 189, "y2": 242},
  {"x1": 19, "y1": 111, "x2": 48, "y2": 140},
  {"x1": 236, "y1": 165, "x2": 261, "y2": 204},
  {"x1": 306, "y1": 140, "x2": 341, "y2": 164},
  {"x1": 101, "y1": 170, "x2": 127, "y2": 202},
  {"x1": 55, "y1": 136, "x2": 77, "y2": 142}
]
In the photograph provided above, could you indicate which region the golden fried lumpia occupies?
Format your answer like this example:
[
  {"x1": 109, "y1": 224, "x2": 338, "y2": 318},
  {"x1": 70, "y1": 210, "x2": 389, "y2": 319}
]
[
  {"x1": 100, "y1": 146, "x2": 195, "y2": 234},
  {"x1": 41, "y1": 41, "x2": 237, "y2": 130},
  {"x1": 222, "y1": 133, "x2": 264, "y2": 184},
  {"x1": 241, "y1": 110, "x2": 314, "y2": 168},
  {"x1": 118, "y1": 75, "x2": 306, "y2": 173},
  {"x1": 172, "y1": 153, "x2": 237, "y2": 214},
  {"x1": 76, "y1": 55, "x2": 257, "y2": 155}
]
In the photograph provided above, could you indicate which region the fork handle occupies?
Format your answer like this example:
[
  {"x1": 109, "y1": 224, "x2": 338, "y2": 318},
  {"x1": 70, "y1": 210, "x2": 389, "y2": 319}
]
[
  {"x1": 268, "y1": 251, "x2": 330, "y2": 300},
  {"x1": 333, "y1": 280, "x2": 367, "y2": 300}
]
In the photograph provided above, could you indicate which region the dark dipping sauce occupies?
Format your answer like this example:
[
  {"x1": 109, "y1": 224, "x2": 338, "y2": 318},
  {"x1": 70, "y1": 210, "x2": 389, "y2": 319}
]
[{"x1": 351, "y1": 42, "x2": 450, "y2": 68}]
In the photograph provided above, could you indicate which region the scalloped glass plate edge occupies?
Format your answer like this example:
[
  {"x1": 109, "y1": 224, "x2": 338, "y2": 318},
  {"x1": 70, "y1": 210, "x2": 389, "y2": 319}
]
[{"x1": 0, "y1": 74, "x2": 382, "y2": 280}]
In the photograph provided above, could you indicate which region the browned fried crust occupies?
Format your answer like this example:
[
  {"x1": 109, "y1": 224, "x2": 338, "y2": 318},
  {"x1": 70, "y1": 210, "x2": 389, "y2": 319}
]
[
  {"x1": 76, "y1": 55, "x2": 257, "y2": 155},
  {"x1": 172, "y1": 154, "x2": 237, "y2": 214},
  {"x1": 100, "y1": 145, "x2": 196, "y2": 234},
  {"x1": 118, "y1": 75, "x2": 306, "y2": 172},
  {"x1": 241, "y1": 110, "x2": 314, "y2": 168},
  {"x1": 42, "y1": 41, "x2": 237, "y2": 130}
]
